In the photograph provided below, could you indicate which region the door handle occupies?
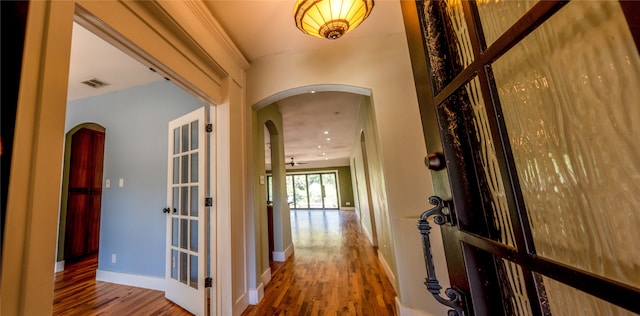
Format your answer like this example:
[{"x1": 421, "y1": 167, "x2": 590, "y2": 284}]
[
  {"x1": 163, "y1": 207, "x2": 171, "y2": 214},
  {"x1": 417, "y1": 196, "x2": 465, "y2": 316},
  {"x1": 425, "y1": 152, "x2": 446, "y2": 171}
]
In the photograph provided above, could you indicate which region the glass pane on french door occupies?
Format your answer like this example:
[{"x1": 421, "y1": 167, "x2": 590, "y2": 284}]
[
  {"x1": 492, "y1": 0, "x2": 640, "y2": 291},
  {"x1": 282, "y1": 173, "x2": 340, "y2": 209},
  {"x1": 285, "y1": 175, "x2": 293, "y2": 205},
  {"x1": 170, "y1": 124, "x2": 200, "y2": 288},
  {"x1": 321, "y1": 173, "x2": 338, "y2": 208},
  {"x1": 307, "y1": 174, "x2": 322, "y2": 208},
  {"x1": 293, "y1": 175, "x2": 309, "y2": 208}
]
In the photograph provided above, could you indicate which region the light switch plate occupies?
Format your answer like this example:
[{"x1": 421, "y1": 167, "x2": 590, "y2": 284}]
[{"x1": 119, "y1": 178, "x2": 124, "y2": 188}]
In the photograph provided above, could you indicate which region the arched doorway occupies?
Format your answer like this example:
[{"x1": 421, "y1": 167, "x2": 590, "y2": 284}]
[{"x1": 263, "y1": 119, "x2": 286, "y2": 262}]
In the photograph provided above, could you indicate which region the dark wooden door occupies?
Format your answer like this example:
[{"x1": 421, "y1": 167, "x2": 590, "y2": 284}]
[
  {"x1": 401, "y1": 1, "x2": 640, "y2": 315},
  {"x1": 65, "y1": 128, "x2": 105, "y2": 261},
  {"x1": 267, "y1": 204, "x2": 274, "y2": 260}
]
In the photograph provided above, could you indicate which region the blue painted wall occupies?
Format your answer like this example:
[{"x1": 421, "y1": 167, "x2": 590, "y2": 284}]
[{"x1": 65, "y1": 80, "x2": 204, "y2": 277}]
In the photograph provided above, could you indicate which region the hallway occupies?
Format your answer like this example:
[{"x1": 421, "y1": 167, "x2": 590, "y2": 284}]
[
  {"x1": 52, "y1": 210, "x2": 397, "y2": 315},
  {"x1": 242, "y1": 209, "x2": 397, "y2": 315}
]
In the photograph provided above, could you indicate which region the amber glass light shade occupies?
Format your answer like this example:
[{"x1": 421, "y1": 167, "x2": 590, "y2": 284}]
[{"x1": 294, "y1": 0, "x2": 374, "y2": 40}]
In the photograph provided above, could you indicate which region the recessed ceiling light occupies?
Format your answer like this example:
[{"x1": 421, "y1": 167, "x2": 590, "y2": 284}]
[
  {"x1": 322, "y1": 152, "x2": 326, "y2": 156},
  {"x1": 324, "y1": 131, "x2": 329, "y2": 134},
  {"x1": 317, "y1": 145, "x2": 322, "y2": 148},
  {"x1": 326, "y1": 138, "x2": 331, "y2": 141},
  {"x1": 325, "y1": 158, "x2": 329, "y2": 160},
  {"x1": 310, "y1": 91, "x2": 316, "y2": 94}
]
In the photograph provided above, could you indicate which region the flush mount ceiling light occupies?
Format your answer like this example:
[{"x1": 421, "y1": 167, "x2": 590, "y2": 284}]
[{"x1": 294, "y1": 0, "x2": 374, "y2": 40}]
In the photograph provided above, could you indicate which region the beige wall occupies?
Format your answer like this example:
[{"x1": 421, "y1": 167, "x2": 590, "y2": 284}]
[
  {"x1": 351, "y1": 96, "x2": 391, "y2": 263},
  {"x1": 246, "y1": 27, "x2": 449, "y2": 313}
]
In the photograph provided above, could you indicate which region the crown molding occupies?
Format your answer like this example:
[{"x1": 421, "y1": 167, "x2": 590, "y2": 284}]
[
  {"x1": 185, "y1": 0, "x2": 250, "y2": 70},
  {"x1": 146, "y1": 0, "x2": 249, "y2": 83}
]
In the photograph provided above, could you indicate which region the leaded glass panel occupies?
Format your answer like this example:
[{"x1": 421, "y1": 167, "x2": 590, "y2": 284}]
[
  {"x1": 465, "y1": 77, "x2": 515, "y2": 247},
  {"x1": 493, "y1": 0, "x2": 640, "y2": 287},
  {"x1": 542, "y1": 275, "x2": 636, "y2": 316},
  {"x1": 445, "y1": 0, "x2": 474, "y2": 68},
  {"x1": 477, "y1": 0, "x2": 537, "y2": 46}
]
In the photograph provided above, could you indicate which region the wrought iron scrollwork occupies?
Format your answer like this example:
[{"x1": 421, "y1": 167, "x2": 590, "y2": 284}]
[{"x1": 418, "y1": 196, "x2": 465, "y2": 316}]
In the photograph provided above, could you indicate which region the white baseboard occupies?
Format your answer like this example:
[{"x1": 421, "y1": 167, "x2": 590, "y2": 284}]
[
  {"x1": 340, "y1": 207, "x2": 355, "y2": 211},
  {"x1": 361, "y1": 223, "x2": 374, "y2": 246},
  {"x1": 273, "y1": 251, "x2": 285, "y2": 262},
  {"x1": 395, "y1": 297, "x2": 438, "y2": 316},
  {"x1": 233, "y1": 292, "x2": 250, "y2": 316},
  {"x1": 377, "y1": 249, "x2": 397, "y2": 292},
  {"x1": 55, "y1": 261, "x2": 65, "y2": 273},
  {"x1": 284, "y1": 244, "x2": 293, "y2": 259},
  {"x1": 96, "y1": 269, "x2": 165, "y2": 291},
  {"x1": 248, "y1": 282, "x2": 264, "y2": 304},
  {"x1": 273, "y1": 244, "x2": 294, "y2": 262},
  {"x1": 261, "y1": 267, "x2": 272, "y2": 285}
]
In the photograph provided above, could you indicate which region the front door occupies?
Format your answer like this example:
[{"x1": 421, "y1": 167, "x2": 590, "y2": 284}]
[
  {"x1": 402, "y1": 0, "x2": 640, "y2": 315},
  {"x1": 165, "y1": 107, "x2": 210, "y2": 315}
]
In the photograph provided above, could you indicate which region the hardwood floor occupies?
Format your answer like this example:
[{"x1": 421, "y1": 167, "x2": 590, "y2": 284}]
[
  {"x1": 52, "y1": 256, "x2": 190, "y2": 315},
  {"x1": 242, "y1": 209, "x2": 397, "y2": 315},
  {"x1": 53, "y1": 210, "x2": 397, "y2": 315}
]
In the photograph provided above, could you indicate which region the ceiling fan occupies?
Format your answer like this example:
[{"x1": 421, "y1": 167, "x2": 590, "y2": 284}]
[{"x1": 287, "y1": 157, "x2": 307, "y2": 167}]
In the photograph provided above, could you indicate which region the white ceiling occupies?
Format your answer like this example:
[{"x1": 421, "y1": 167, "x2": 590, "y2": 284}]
[
  {"x1": 272, "y1": 91, "x2": 362, "y2": 169},
  {"x1": 67, "y1": 23, "x2": 164, "y2": 102},
  {"x1": 203, "y1": 0, "x2": 406, "y2": 62},
  {"x1": 67, "y1": 0, "x2": 406, "y2": 169}
]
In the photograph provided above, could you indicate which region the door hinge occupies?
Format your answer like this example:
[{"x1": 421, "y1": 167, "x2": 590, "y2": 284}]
[
  {"x1": 205, "y1": 197, "x2": 213, "y2": 207},
  {"x1": 205, "y1": 277, "x2": 213, "y2": 288},
  {"x1": 206, "y1": 123, "x2": 213, "y2": 133}
]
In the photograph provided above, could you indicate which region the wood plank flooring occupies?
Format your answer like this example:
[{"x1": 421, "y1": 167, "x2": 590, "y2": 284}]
[
  {"x1": 53, "y1": 210, "x2": 397, "y2": 315},
  {"x1": 242, "y1": 210, "x2": 397, "y2": 315},
  {"x1": 52, "y1": 256, "x2": 190, "y2": 315}
]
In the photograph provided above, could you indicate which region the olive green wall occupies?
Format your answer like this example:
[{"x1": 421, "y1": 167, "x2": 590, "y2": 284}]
[
  {"x1": 255, "y1": 103, "x2": 291, "y2": 268},
  {"x1": 336, "y1": 166, "x2": 354, "y2": 208}
]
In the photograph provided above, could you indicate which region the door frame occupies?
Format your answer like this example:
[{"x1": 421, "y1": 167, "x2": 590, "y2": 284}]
[{"x1": 1, "y1": 1, "x2": 246, "y2": 315}]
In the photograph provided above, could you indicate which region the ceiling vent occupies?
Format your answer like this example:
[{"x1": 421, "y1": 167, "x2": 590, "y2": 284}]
[{"x1": 81, "y1": 78, "x2": 110, "y2": 88}]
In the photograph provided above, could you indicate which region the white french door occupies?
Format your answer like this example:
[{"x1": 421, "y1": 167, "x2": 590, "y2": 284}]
[{"x1": 166, "y1": 107, "x2": 210, "y2": 315}]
